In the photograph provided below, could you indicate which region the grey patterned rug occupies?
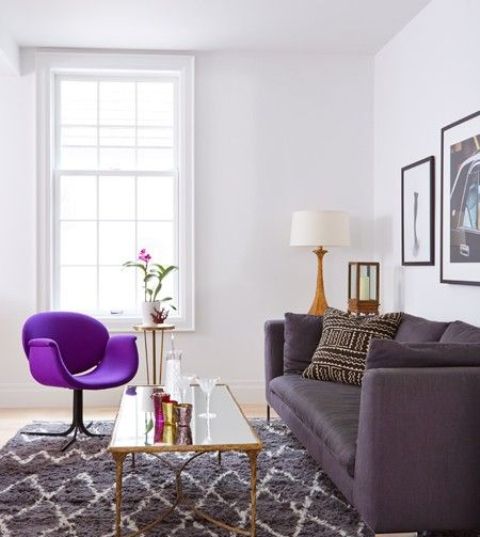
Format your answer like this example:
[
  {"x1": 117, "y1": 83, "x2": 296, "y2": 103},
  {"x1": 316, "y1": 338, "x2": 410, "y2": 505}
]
[{"x1": 0, "y1": 420, "x2": 477, "y2": 537}]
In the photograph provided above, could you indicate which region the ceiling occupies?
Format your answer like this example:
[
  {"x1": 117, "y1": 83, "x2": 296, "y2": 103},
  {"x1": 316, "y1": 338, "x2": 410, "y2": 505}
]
[{"x1": 0, "y1": 0, "x2": 431, "y2": 54}]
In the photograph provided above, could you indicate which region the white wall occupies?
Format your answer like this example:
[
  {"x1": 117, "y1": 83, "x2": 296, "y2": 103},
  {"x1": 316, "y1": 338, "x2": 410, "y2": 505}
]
[
  {"x1": 374, "y1": 0, "x2": 480, "y2": 323},
  {"x1": 0, "y1": 51, "x2": 374, "y2": 407},
  {"x1": 0, "y1": 70, "x2": 37, "y2": 406}
]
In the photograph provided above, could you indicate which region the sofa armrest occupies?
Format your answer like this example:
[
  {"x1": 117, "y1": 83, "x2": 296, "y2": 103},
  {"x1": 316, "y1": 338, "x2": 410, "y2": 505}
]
[
  {"x1": 354, "y1": 367, "x2": 480, "y2": 533},
  {"x1": 264, "y1": 320, "x2": 285, "y2": 403}
]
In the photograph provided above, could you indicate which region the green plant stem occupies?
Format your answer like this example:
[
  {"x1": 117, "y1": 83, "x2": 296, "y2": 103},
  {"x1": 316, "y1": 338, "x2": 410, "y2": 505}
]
[{"x1": 144, "y1": 261, "x2": 148, "y2": 301}]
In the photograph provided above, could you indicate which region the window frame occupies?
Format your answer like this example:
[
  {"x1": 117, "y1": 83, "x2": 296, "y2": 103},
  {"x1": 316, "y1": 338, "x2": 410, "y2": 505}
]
[{"x1": 36, "y1": 50, "x2": 195, "y2": 331}]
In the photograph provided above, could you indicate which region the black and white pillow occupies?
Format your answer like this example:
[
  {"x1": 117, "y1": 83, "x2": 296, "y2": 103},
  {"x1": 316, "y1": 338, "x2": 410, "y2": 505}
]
[{"x1": 303, "y1": 307, "x2": 403, "y2": 386}]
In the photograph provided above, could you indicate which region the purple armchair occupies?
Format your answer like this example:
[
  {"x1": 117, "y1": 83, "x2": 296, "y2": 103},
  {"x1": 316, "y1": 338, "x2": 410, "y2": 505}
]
[{"x1": 22, "y1": 311, "x2": 139, "y2": 451}]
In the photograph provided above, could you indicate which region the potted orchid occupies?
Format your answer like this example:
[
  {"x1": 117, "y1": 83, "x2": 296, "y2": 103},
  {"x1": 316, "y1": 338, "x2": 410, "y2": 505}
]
[{"x1": 123, "y1": 248, "x2": 177, "y2": 326}]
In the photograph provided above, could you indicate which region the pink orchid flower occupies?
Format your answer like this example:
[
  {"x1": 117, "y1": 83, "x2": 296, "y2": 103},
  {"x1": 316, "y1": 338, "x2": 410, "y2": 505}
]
[{"x1": 138, "y1": 248, "x2": 152, "y2": 263}]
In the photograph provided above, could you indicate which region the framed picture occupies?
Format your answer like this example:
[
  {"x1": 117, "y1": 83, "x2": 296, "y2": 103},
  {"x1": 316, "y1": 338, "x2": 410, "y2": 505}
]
[
  {"x1": 441, "y1": 111, "x2": 480, "y2": 285},
  {"x1": 401, "y1": 156, "x2": 435, "y2": 266}
]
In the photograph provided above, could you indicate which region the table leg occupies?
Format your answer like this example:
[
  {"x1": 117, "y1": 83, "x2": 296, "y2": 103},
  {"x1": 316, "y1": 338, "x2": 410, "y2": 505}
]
[
  {"x1": 143, "y1": 331, "x2": 149, "y2": 384},
  {"x1": 159, "y1": 330, "x2": 165, "y2": 385},
  {"x1": 152, "y1": 331, "x2": 157, "y2": 385},
  {"x1": 248, "y1": 451, "x2": 258, "y2": 537},
  {"x1": 113, "y1": 453, "x2": 127, "y2": 537}
]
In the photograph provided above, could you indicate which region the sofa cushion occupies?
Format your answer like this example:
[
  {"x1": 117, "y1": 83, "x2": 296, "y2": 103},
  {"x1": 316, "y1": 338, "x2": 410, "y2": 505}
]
[
  {"x1": 269, "y1": 375, "x2": 361, "y2": 476},
  {"x1": 394, "y1": 313, "x2": 449, "y2": 343},
  {"x1": 440, "y1": 320, "x2": 480, "y2": 344},
  {"x1": 366, "y1": 339, "x2": 480, "y2": 370},
  {"x1": 284, "y1": 313, "x2": 323, "y2": 374},
  {"x1": 303, "y1": 308, "x2": 403, "y2": 386}
]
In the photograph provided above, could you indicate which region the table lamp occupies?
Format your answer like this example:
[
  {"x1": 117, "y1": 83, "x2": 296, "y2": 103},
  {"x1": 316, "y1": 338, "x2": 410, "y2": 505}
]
[{"x1": 290, "y1": 210, "x2": 350, "y2": 315}]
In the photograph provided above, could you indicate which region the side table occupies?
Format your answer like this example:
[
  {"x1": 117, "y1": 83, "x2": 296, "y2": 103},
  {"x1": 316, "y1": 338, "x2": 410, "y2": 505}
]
[{"x1": 133, "y1": 324, "x2": 175, "y2": 384}]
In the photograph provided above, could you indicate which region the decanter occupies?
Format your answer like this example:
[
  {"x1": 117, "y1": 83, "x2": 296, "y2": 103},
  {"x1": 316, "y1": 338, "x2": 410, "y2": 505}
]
[{"x1": 164, "y1": 335, "x2": 183, "y2": 401}]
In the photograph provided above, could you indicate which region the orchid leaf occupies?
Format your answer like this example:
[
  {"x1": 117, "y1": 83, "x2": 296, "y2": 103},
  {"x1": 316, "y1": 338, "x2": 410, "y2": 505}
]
[
  {"x1": 123, "y1": 261, "x2": 147, "y2": 273},
  {"x1": 152, "y1": 281, "x2": 163, "y2": 301},
  {"x1": 151, "y1": 263, "x2": 177, "y2": 278},
  {"x1": 151, "y1": 263, "x2": 165, "y2": 273},
  {"x1": 147, "y1": 269, "x2": 163, "y2": 280},
  {"x1": 160, "y1": 265, "x2": 177, "y2": 279}
]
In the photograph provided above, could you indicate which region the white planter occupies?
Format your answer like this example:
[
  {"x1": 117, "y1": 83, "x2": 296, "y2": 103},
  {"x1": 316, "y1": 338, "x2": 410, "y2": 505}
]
[{"x1": 141, "y1": 300, "x2": 161, "y2": 326}]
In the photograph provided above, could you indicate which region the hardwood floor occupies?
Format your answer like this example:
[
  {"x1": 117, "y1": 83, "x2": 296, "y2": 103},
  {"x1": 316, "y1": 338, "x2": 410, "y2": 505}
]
[{"x1": 0, "y1": 404, "x2": 270, "y2": 448}]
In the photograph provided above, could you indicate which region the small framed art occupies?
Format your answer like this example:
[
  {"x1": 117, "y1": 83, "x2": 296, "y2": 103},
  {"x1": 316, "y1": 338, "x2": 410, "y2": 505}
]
[{"x1": 401, "y1": 156, "x2": 435, "y2": 266}]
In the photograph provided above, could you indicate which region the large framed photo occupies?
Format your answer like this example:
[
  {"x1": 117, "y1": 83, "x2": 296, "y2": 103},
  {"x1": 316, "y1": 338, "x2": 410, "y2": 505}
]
[
  {"x1": 441, "y1": 111, "x2": 480, "y2": 285},
  {"x1": 401, "y1": 156, "x2": 435, "y2": 266}
]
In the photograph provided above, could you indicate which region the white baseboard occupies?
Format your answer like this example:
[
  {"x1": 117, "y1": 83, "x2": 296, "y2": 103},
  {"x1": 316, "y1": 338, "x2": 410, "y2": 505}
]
[
  {"x1": 0, "y1": 381, "x2": 265, "y2": 408},
  {"x1": 0, "y1": 383, "x2": 124, "y2": 408}
]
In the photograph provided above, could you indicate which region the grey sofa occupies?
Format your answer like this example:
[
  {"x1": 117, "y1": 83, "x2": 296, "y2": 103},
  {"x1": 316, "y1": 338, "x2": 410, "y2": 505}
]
[{"x1": 265, "y1": 313, "x2": 480, "y2": 536}]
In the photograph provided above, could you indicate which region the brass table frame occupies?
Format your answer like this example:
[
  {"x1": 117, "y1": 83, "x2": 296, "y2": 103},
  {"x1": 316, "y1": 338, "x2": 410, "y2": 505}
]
[
  {"x1": 133, "y1": 324, "x2": 175, "y2": 385},
  {"x1": 109, "y1": 385, "x2": 262, "y2": 537}
]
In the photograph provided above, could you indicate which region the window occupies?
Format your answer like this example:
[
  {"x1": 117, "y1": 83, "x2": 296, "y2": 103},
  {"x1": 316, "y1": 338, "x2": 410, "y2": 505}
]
[{"x1": 37, "y1": 52, "x2": 194, "y2": 330}]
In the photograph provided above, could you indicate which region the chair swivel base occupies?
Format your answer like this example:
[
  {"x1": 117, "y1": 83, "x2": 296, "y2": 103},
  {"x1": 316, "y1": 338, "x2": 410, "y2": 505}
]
[
  {"x1": 23, "y1": 389, "x2": 107, "y2": 451},
  {"x1": 24, "y1": 421, "x2": 106, "y2": 452}
]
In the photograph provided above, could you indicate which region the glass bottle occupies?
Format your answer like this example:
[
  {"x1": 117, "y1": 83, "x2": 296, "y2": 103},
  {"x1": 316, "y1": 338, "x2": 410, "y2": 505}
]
[{"x1": 164, "y1": 336, "x2": 183, "y2": 401}]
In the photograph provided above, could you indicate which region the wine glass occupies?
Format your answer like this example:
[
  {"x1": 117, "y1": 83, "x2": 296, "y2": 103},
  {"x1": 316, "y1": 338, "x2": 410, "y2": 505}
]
[
  {"x1": 203, "y1": 414, "x2": 212, "y2": 444},
  {"x1": 196, "y1": 377, "x2": 220, "y2": 419},
  {"x1": 179, "y1": 374, "x2": 196, "y2": 403}
]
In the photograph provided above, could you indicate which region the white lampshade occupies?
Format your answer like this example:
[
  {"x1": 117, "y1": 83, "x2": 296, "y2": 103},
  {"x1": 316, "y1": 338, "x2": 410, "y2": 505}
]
[{"x1": 290, "y1": 210, "x2": 350, "y2": 247}]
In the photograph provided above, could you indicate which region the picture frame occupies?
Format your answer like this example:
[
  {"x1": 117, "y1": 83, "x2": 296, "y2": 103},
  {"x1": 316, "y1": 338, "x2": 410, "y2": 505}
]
[
  {"x1": 441, "y1": 111, "x2": 480, "y2": 285},
  {"x1": 401, "y1": 156, "x2": 435, "y2": 266}
]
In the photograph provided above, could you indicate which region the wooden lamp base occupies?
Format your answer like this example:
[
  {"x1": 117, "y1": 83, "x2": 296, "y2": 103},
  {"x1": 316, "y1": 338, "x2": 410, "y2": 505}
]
[{"x1": 308, "y1": 246, "x2": 328, "y2": 316}]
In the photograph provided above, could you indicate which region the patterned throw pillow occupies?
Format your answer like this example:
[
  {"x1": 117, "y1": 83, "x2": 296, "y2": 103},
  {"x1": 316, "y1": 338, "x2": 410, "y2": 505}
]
[{"x1": 303, "y1": 308, "x2": 403, "y2": 386}]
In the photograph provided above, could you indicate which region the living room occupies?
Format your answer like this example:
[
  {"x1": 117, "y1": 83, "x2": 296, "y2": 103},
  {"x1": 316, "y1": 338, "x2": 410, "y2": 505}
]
[{"x1": 1, "y1": 0, "x2": 480, "y2": 535}]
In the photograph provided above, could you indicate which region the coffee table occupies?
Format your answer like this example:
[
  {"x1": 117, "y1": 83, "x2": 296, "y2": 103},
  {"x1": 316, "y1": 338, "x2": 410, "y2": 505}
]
[{"x1": 108, "y1": 384, "x2": 262, "y2": 537}]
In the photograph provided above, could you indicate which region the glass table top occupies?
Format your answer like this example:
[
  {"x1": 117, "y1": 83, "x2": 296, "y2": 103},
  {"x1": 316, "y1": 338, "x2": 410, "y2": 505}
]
[{"x1": 108, "y1": 384, "x2": 261, "y2": 452}]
